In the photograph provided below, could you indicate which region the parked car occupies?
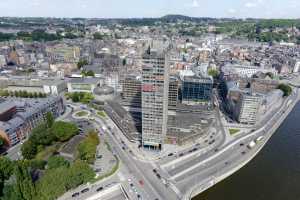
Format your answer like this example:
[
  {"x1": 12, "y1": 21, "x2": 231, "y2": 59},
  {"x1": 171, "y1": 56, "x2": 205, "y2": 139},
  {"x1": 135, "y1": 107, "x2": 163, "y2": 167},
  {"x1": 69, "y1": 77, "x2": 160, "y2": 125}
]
[
  {"x1": 81, "y1": 188, "x2": 89, "y2": 193},
  {"x1": 96, "y1": 187, "x2": 103, "y2": 192},
  {"x1": 71, "y1": 192, "x2": 80, "y2": 198}
]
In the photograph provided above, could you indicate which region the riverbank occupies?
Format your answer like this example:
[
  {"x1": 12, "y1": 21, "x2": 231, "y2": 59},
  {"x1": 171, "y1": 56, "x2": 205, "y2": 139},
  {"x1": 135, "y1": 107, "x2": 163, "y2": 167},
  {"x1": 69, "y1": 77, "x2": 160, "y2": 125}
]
[{"x1": 186, "y1": 90, "x2": 300, "y2": 200}]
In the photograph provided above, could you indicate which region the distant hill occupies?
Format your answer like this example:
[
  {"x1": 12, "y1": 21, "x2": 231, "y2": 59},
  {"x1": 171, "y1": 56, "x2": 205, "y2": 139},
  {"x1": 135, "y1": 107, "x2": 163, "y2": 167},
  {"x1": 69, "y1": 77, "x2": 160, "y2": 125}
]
[{"x1": 161, "y1": 14, "x2": 194, "y2": 21}]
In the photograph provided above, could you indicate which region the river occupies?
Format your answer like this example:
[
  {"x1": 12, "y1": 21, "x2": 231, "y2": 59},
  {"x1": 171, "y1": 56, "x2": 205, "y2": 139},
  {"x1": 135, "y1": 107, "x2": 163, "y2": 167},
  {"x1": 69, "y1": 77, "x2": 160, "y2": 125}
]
[{"x1": 193, "y1": 102, "x2": 300, "y2": 200}]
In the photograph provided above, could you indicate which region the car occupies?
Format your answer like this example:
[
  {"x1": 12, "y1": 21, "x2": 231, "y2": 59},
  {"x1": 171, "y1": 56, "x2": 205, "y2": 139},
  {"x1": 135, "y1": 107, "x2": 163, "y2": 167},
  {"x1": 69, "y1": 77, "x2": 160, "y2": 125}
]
[
  {"x1": 192, "y1": 148, "x2": 198, "y2": 152},
  {"x1": 179, "y1": 153, "x2": 184, "y2": 157},
  {"x1": 71, "y1": 192, "x2": 80, "y2": 198},
  {"x1": 195, "y1": 143, "x2": 200, "y2": 146},
  {"x1": 139, "y1": 180, "x2": 144, "y2": 186},
  {"x1": 81, "y1": 188, "x2": 89, "y2": 193},
  {"x1": 188, "y1": 149, "x2": 193, "y2": 153},
  {"x1": 96, "y1": 186, "x2": 103, "y2": 192},
  {"x1": 130, "y1": 183, "x2": 134, "y2": 187},
  {"x1": 241, "y1": 151, "x2": 246, "y2": 155},
  {"x1": 95, "y1": 168, "x2": 102, "y2": 173},
  {"x1": 168, "y1": 153, "x2": 174, "y2": 156},
  {"x1": 137, "y1": 194, "x2": 142, "y2": 199},
  {"x1": 240, "y1": 143, "x2": 244, "y2": 146},
  {"x1": 96, "y1": 155, "x2": 103, "y2": 159},
  {"x1": 156, "y1": 173, "x2": 161, "y2": 179},
  {"x1": 153, "y1": 169, "x2": 157, "y2": 173},
  {"x1": 215, "y1": 148, "x2": 219, "y2": 152}
]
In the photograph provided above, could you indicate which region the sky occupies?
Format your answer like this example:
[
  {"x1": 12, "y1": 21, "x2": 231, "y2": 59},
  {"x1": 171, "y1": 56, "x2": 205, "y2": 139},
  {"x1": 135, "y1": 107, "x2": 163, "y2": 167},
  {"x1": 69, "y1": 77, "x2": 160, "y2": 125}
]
[{"x1": 0, "y1": 0, "x2": 299, "y2": 19}]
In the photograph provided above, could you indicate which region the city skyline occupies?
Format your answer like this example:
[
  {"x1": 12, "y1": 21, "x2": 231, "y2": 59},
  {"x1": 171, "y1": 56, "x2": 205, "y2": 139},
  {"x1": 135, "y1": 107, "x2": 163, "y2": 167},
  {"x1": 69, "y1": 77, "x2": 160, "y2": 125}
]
[{"x1": 0, "y1": 0, "x2": 300, "y2": 19}]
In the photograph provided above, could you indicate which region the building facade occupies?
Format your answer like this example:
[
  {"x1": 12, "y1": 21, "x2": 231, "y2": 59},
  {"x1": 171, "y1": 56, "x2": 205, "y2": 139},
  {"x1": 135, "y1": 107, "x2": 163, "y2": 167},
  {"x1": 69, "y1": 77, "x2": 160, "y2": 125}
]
[
  {"x1": 141, "y1": 49, "x2": 170, "y2": 150},
  {"x1": 234, "y1": 92, "x2": 261, "y2": 125},
  {"x1": 0, "y1": 97, "x2": 65, "y2": 147},
  {"x1": 182, "y1": 75, "x2": 213, "y2": 105},
  {"x1": 122, "y1": 75, "x2": 142, "y2": 106},
  {"x1": 67, "y1": 78, "x2": 100, "y2": 93},
  {"x1": 168, "y1": 77, "x2": 179, "y2": 110}
]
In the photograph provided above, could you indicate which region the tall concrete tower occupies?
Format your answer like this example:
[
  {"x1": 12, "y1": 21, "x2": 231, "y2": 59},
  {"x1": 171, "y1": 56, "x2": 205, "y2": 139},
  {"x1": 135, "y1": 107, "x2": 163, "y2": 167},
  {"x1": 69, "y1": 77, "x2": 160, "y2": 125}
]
[{"x1": 141, "y1": 47, "x2": 170, "y2": 150}]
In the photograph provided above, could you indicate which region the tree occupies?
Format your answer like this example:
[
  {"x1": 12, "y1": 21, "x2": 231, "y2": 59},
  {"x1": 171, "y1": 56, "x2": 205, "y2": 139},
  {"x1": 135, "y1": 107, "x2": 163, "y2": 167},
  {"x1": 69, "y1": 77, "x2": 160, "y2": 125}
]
[
  {"x1": 45, "y1": 112, "x2": 54, "y2": 128},
  {"x1": 77, "y1": 131, "x2": 99, "y2": 164},
  {"x1": 85, "y1": 70, "x2": 95, "y2": 77},
  {"x1": 14, "y1": 162, "x2": 36, "y2": 200},
  {"x1": 208, "y1": 69, "x2": 220, "y2": 78},
  {"x1": 0, "y1": 156, "x2": 14, "y2": 196},
  {"x1": 47, "y1": 156, "x2": 69, "y2": 169},
  {"x1": 0, "y1": 90, "x2": 9, "y2": 97},
  {"x1": 33, "y1": 92, "x2": 38, "y2": 98},
  {"x1": 0, "y1": 156, "x2": 14, "y2": 180},
  {"x1": 36, "y1": 160, "x2": 94, "y2": 200},
  {"x1": 277, "y1": 84, "x2": 292, "y2": 97},
  {"x1": 122, "y1": 58, "x2": 126, "y2": 66},
  {"x1": 21, "y1": 140, "x2": 37, "y2": 160},
  {"x1": 77, "y1": 59, "x2": 88, "y2": 69},
  {"x1": 28, "y1": 159, "x2": 47, "y2": 170},
  {"x1": 0, "y1": 137, "x2": 4, "y2": 148},
  {"x1": 38, "y1": 92, "x2": 44, "y2": 98},
  {"x1": 93, "y1": 32, "x2": 105, "y2": 40},
  {"x1": 65, "y1": 160, "x2": 95, "y2": 189},
  {"x1": 71, "y1": 92, "x2": 80, "y2": 102},
  {"x1": 51, "y1": 121, "x2": 79, "y2": 142},
  {"x1": 81, "y1": 70, "x2": 95, "y2": 77},
  {"x1": 2, "y1": 184, "x2": 23, "y2": 200},
  {"x1": 36, "y1": 167, "x2": 69, "y2": 200},
  {"x1": 30, "y1": 123, "x2": 54, "y2": 146}
]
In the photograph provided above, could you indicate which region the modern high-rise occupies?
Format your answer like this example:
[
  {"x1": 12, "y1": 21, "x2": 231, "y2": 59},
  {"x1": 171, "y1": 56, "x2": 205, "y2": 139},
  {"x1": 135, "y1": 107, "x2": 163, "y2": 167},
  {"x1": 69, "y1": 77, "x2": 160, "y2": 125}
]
[{"x1": 141, "y1": 48, "x2": 170, "y2": 150}]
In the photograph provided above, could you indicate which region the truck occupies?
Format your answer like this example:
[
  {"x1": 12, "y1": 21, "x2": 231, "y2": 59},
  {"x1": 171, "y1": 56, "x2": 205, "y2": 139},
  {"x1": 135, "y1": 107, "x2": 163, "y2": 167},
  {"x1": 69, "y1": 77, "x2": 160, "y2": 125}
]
[{"x1": 247, "y1": 141, "x2": 256, "y2": 149}]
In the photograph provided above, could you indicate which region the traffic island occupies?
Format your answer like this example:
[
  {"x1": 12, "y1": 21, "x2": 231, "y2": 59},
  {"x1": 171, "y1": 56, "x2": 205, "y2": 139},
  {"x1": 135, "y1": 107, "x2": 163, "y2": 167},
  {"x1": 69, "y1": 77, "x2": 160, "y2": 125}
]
[{"x1": 229, "y1": 128, "x2": 240, "y2": 135}]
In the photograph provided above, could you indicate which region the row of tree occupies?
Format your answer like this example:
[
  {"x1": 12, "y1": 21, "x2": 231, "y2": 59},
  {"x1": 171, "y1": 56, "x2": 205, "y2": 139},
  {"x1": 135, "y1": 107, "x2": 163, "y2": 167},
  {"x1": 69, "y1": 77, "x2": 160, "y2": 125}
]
[
  {"x1": 0, "y1": 29, "x2": 83, "y2": 42},
  {"x1": 0, "y1": 90, "x2": 47, "y2": 98},
  {"x1": 65, "y1": 92, "x2": 94, "y2": 104},
  {"x1": 77, "y1": 131, "x2": 100, "y2": 164}
]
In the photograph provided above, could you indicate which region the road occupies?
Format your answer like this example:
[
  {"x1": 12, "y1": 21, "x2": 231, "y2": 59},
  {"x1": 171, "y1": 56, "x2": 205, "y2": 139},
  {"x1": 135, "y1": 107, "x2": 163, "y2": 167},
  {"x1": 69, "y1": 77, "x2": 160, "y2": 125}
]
[
  {"x1": 177, "y1": 88, "x2": 299, "y2": 199},
  {"x1": 95, "y1": 115, "x2": 181, "y2": 200}
]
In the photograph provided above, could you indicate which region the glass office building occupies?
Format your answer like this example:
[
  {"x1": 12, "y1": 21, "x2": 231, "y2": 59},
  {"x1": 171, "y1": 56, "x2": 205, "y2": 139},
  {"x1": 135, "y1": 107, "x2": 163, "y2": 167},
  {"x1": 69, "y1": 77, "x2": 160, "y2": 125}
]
[{"x1": 182, "y1": 75, "x2": 213, "y2": 105}]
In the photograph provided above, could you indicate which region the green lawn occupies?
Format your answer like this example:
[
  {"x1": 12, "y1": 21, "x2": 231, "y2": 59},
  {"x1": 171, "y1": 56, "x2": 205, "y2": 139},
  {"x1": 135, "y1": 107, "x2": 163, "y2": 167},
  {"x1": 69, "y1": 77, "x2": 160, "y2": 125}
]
[
  {"x1": 75, "y1": 111, "x2": 89, "y2": 117},
  {"x1": 97, "y1": 111, "x2": 107, "y2": 118},
  {"x1": 229, "y1": 128, "x2": 240, "y2": 135}
]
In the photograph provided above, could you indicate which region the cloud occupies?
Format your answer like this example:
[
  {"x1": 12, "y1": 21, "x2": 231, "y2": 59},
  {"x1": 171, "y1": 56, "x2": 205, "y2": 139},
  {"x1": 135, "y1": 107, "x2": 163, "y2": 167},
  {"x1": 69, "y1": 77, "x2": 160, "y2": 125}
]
[
  {"x1": 192, "y1": 0, "x2": 199, "y2": 8},
  {"x1": 245, "y1": 2, "x2": 257, "y2": 8},
  {"x1": 31, "y1": 0, "x2": 41, "y2": 7},
  {"x1": 228, "y1": 8, "x2": 237, "y2": 14}
]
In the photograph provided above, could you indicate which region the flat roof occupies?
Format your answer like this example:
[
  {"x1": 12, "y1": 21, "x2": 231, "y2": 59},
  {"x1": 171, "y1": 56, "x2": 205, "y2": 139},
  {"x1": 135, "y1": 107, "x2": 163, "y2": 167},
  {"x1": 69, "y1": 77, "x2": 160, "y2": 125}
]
[{"x1": 69, "y1": 77, "x2": 100, "y2": 84}]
